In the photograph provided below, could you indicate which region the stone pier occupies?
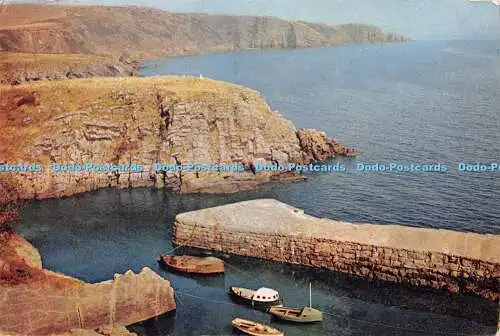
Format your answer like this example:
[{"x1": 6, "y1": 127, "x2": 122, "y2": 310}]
[{"x1": 173, "y1": 199, "x2": 500, "y2": 301}]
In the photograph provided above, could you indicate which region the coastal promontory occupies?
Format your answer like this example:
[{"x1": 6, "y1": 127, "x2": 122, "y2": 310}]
[
  {"x1": 0, "y1": 76, "x2": 353, "y2": 200},
  {"x1": 0, "y1": 4, "x2": 406, "y2": 59},
  {"x1": 0, "y1": 4, "x2": 406, "y2": 84}
]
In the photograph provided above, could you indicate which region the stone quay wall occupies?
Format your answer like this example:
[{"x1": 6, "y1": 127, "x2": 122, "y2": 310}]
[{"x1": 173, "y1": 199, "x2": 500, "y2": 301}]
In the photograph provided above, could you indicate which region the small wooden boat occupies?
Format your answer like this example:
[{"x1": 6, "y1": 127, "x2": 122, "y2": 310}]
[
  {"x1": 229, "y1": 286, "x2": 283, "y2": 309},
  {"x1": 268, "y1": 282, "x2": 323, "y2": 323},
  {"x1": 158, "y1": 255, "x2": 224, "y2": 275},
  {"x1": 268, "y1": 306, "x2": 323, "y2": 323},
  {"x1": 232, "y1": 318, "x2": 284, "y2": 336}
]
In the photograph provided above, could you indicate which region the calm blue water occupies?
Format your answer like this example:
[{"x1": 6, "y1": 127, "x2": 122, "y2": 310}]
[
  {"x1": 142, "y1": 40, "x2": 500, "y2": 234},
  {"x1": 18, "y1": 40, "x2": 500, "y2": 336}
]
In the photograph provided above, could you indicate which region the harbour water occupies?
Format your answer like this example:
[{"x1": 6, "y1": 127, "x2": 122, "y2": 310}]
[{"x1": 18, "y1": 40, "x2": 500, "y2": 335}]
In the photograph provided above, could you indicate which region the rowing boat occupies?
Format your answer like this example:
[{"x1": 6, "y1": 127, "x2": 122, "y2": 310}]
[
  {"x1": 158, "y1": 255, "x2": 224, "y2": 275},
  {"x1": 232, "y1": 318, "x2": 284, "y2": 336}
]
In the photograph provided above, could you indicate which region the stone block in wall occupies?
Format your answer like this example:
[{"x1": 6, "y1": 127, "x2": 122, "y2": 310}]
[{"x1": 173, "y1": 199, "x2": 500, "y2": 301}]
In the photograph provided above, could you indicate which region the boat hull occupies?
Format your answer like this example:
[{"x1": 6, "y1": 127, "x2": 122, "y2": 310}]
[
  {"x1": 159, "y1": 255, "x2": 224, "y2": 275},
  {"x1": 232, "y1": 318, "x2": 284, "y2": 336},
  {"x1": 229, "y1": 287, "x2": 283, "y2": 310},
  {"x1": 268, "y1": 306, "x2": 323, "y2": 323}
]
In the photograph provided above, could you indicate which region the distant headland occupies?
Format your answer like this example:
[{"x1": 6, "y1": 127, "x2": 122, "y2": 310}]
[{"x1": 0, "y1": 4, "x2": 407, "y2": 84}]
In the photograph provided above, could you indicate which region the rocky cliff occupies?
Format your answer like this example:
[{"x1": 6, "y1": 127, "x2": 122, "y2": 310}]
[
  {"x1": 0, "y1": 233, "x2": 176, "y2": 335},
  {"x1": 0, "y1": 52, "x2": 139, "y2": 86},
  {"x1": 0, "y1": 76, "x2": 354, "y2": 200},
  {"x1": 0, "y1": 4, "x2": 406, "y2": 59},
  {"x1": 1, "y1": 325, "x2": 138, "y2": 336}
]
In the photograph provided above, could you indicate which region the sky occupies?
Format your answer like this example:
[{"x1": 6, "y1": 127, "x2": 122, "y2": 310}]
[{"x1": 21, "y1": 0, "x2": 500, "y2": 39}]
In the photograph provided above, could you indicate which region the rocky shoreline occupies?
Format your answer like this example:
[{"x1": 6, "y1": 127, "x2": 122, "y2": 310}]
[
  {"x1": 0, "y1": 74, "x2": 356, "y2": 334},
  {"x1": 0, "y1": 76, "x2": 355, "y2": 201},
  {"x1": 0, "y1": 53, "x2": 140, "y2": 86},
  {"x1": 0, "y1": 5, "x2": 407, "y2": 60},
  {"x1": 0, "y1": 232, "x2": 175, "y2": 336}
]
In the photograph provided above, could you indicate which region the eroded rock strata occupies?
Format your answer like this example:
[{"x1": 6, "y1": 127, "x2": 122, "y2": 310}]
[
  {"x1": 0, "y1": 324, "x2": 137, "y2": 336},
  {"x1": 0, "y1": 76, "x2": 354, "y2": 200},
  {"x1": 0, "y1": 53, "x2": 140, "y2": 86},
  {"x1": 0, "y1": 5, "x2": 407, "y2": 60},
  {"x1": 0, "y1": 233, "x2": 176, "y2": 335}
]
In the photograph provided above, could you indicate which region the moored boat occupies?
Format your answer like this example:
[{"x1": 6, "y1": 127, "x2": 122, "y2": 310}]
[
  {"x1": 268, "y1": 306, "x2": 323, "y2": 323},
  {"x1": 232, "y1": 318, "x2": 284, "y2": 336},
  {"x1": 268, "y1": 282, "x2": 323, "y2": 323},
  {"x1": 229, "y1": 286, "x2": 283, "y2": 309},
  {"x1": 158, "y1": 255, "x2": 224, "y2": 275}
]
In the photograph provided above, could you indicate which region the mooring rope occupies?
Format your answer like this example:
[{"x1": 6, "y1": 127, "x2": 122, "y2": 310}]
[
  {"x1": 176, "y1": 291, "x2": 236, "y2": 306},
  {"x1": 159, "y1": 243, "x2": 185, "y2": 256},
  {"x1": 160, "y1": 220, "x2": 201, "y2": 255},
  {"x1": 223, "y1": 260, "x2": 272, "y2": 285}
]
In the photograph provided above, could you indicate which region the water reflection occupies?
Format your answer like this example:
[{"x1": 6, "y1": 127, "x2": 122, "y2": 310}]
[{"x1": 17, "y1": 188, "x2": 498, "y2": 336}]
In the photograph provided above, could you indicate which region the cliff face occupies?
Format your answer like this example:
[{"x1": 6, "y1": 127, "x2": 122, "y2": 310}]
[
  {"x1": 0, "y1": 233, "x2": 175, "y2": 335},
  {"x1": 0, "y1": 52, "x2": 139, "y2": 85},
  {"x1": 0, "y1": 5, "x2": 406, "y2": 59},
  {"x1": 0, "y1": 76, "x2": 353, "y2": 200},
  {"x1": 0, "y1": 267, "x2": 176, "y2": 335},
  {"x1": 0, "y1": 325, "x2": 137, "y2": 336}
]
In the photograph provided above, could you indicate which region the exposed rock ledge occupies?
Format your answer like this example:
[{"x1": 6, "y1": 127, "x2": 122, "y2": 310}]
[
  {"x1": 0, "y1": 233, "x2": 176, "y2": 335},
  {"x1": 0, "y1": 324, "x2": 136, "y2": 336},
  {"x1": 0, "y1": 53, "x2": 140, "y2": 86},
  {"x1": 0, "y1": 76, "x2": 354, "y2": 200}
]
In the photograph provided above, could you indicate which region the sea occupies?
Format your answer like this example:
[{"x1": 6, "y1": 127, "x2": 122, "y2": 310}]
[{"x1": 17, "y1": 40, "x2": 500, "y2": 335}]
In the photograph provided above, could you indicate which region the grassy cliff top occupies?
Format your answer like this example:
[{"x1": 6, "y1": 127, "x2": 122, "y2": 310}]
[
  {"x1": 0, "y1": 51, "x2": 140, "y2": 85},
  {"x1": 0, "y1": 52, "x2": 110, "y2": 65},
  {"x1": 0, "y1": 76, "x2": 268, "y2": 160}
]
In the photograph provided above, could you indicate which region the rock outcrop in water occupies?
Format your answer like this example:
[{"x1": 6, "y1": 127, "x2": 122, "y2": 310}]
[
  {"x1": 297, "y1": 128, "x2": 355, "y2": 161},
  {"x1": 0, "y1": 233, "x2": 176, "y2": 336},
  {"x1": 0, "y1": 76, "x2": 354, "y2": 200}
]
